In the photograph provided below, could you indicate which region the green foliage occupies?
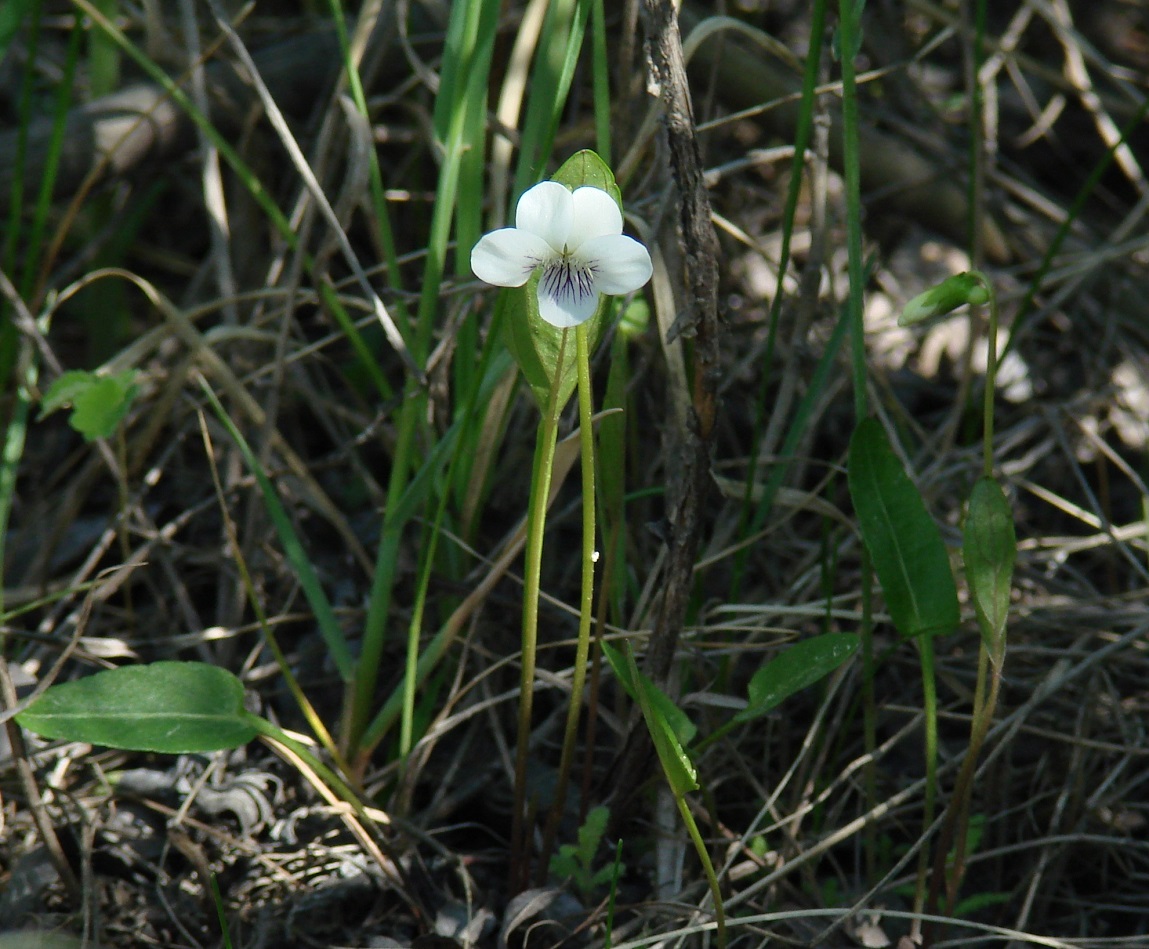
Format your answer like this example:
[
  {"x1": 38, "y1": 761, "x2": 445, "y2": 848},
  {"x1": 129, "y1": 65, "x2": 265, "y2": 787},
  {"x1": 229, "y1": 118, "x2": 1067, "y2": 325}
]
[
  {"x1": 16, "y1": 662, "x2": 258, "y2": 753},
  {"x1": 549, "y1": 805, "x2": 624, "y2": 901},
  {"x1": 734, "y1": 633, "x2": 859, "y2": 724},
  {"x1": 0, "y1": 0, "x2": 36, "y2": 57},
  {"x1": 200, "y1": 381, "x2": 354, "y2": 683},
  {"x1": 848, "y1": 417, "x2": 960, "y2": 639},
  {"x1": 899, "y1": 272, "x2": 990, "y2": 326},
  {"x1": 503, "y1": 150, "x2": 619, "y2": 411},
  {"x1": 39, "y1": 369, "x2": 139, "y2": 441},
  {"x1": 601, "y1": 640, "x2": 696, "y2": 748},
  {"x1": 963, "y1": 477, "x2": 1016, "y2": 658}
]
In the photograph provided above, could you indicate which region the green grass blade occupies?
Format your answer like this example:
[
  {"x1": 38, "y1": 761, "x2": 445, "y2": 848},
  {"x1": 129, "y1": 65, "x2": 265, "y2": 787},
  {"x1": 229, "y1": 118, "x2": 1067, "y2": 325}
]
[{"x1": 199, "y1": 380, "x2": 354, "y2": 683}]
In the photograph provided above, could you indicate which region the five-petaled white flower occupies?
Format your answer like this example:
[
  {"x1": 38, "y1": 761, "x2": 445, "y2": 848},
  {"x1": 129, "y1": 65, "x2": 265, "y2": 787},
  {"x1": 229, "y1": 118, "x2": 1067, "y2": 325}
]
[{"x1": 471, "y1": 181, "x2": 653, "y2": 329}]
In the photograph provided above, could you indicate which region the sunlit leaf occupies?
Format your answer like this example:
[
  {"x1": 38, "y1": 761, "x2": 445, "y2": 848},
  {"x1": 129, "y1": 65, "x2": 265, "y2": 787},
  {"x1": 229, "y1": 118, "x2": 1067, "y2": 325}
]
[
  {"x1": 40, "y1": 369, "x2": 139, "y2": 441},
  {"x1": 621, "y1": 643, "x2": 698, "y2": 796},
  {"x1": 17, "y1": 662, "x2": 258, "y2": 753}
]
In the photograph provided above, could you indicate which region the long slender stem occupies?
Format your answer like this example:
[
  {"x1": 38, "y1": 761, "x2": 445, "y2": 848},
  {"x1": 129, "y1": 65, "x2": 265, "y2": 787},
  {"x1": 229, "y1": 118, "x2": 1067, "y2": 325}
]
[
  {"x1": 537, "y1": 323, "x2": 597, "y2": 881},
  {"x1": 836, "y1": 0, "x2": 880, "y2": 889},
  {"x1": 979, "y1": 270, "x2": 998, "y2": 479},
  {"x1": 511, "y1": 328, "x2": 570, "y2": 890},
  {"x1": 676, "y1": 794, "x2": 727, "y2": 949}
]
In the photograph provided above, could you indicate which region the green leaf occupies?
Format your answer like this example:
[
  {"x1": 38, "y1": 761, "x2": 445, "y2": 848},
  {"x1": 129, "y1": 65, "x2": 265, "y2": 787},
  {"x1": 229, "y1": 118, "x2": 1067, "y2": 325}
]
[
  {"x1": 601, "y1": 641, "x2": 697, "y2": 747},
  {"x1": 848, "y1": 417, "x2": 960, "y2": 639},
  {"x1": 16, "y1": 662, "x2": 259, "y2": 753},
  {"x1": 0, "y1": 0, "x2": 37, "y2": 57},
  {"x1": 612, "y1": 642, "x2": 697, "y2": 796},
  {"x1": 40, "y1": 369, "x2": 140, "y2": 441},
  {"x1": 503, "y1": 149, "x2": 618, "y2": 410},
  {"x1": 734, "y1": 633, "x2": 859, "y2": 724},
  {"x1": 963, "y1": 477, "x2": 1015, "y2": 656}
]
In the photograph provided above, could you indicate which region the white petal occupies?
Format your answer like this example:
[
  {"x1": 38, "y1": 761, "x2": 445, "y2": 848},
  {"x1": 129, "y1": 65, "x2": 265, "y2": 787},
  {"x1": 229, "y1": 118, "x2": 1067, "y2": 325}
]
[
  {"x1": 568, "y1": 187, "x2": 623, "y2": 247},
  {"x1": 471, "y1": 228, "x2": 553, "y2": 287},
  {"x1": 537, "y1": 258, "x2": 600, "y2": 328},
  {"x1": 516, "y1": 181, "x2": 573, "y2": 251},
  {"x1": 579, "y1": 235, "x2": 653, "y2": 294}
]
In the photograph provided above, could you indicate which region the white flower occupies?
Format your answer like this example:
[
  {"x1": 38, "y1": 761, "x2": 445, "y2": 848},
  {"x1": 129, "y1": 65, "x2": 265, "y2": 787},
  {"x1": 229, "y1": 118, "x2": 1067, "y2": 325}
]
[{"x1": 471, "y1": 181, "x2": 653, "y2": 328}]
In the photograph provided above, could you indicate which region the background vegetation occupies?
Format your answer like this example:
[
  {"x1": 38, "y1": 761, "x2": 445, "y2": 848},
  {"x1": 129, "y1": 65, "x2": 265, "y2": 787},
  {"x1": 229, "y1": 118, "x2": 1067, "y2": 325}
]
[{"x1": 2, "y1": 1, "x2": 1149, "y2": 947}]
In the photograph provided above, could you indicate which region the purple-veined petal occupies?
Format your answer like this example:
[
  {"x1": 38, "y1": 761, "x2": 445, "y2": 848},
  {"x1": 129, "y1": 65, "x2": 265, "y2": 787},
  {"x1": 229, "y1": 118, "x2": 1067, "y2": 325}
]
[
  {"x1": 537, "y1": 257, "x2": 600, "y2": 328},
  {"x1": 516, "y1": 181, "x2": 573, "y2": 252},
  {"x1": 471, "y1": 228, "x2": 554, "y2": 288},
  {"x1": 579, "y1": 234, "x2": 652, "y2": 294},
  {"x1": 568, "y1": 187, "x2": 623, "y2": 247}
]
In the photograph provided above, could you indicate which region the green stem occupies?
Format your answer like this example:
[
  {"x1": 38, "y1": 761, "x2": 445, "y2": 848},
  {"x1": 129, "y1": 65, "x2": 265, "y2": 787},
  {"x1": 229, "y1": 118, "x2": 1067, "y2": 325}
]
[
  {"x1": 675, "y1": 794, "x2": 727, "y2": 949},
  {"x1": 537, "y1": 324, "x2": 597, "y2": 881},
  {"x1": 511, "y1": 329, "x2": 570, "y2": 889},
  {"x1": 837, "y1": 0, "x2": 879, "y2": 886},
  {"x1": 974, "y1": 270, "x2": 999, "y2": 480},
  {"x1": 912, "y1": 631, "x2": 939, "y2": 920}
]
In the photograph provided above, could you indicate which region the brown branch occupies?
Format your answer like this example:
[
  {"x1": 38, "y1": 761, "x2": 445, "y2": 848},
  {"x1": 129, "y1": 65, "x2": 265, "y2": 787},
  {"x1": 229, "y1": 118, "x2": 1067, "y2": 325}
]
[{"x1": 607, "y1": 0, "x2": 722, "y2": 827}]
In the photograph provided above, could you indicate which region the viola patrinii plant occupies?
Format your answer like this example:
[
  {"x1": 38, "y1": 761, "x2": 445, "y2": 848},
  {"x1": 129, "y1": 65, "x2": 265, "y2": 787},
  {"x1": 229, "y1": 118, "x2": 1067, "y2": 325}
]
[{"x1": 470, "y1": 155, "x2": 651, "y2": 890}]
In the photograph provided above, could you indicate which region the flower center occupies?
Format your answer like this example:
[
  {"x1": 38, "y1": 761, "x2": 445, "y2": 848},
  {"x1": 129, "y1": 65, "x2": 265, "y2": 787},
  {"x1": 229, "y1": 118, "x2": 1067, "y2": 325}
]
[{"x1": 541, "y1": 251, "x2": 597, "y2": 308}]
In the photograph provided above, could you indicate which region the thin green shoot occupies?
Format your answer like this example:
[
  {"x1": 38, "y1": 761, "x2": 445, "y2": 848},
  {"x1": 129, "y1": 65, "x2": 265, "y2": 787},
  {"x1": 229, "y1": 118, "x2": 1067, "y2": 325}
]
[
  {"x1": 735, "y1": 0, "x2": 827, "y2": 591},
  {"x1": 622, "y1": 642, "x2": 726, "y2": 949},
  {"x1": 71, "y1": 0, "x2": 398, "y2": 400},
  {"x1": 322, "y1": 0, "x2": 407, "y2": 320},
  {"x1": 538, "y1": 321, "x2": 598, "y2": 881},
  {"x1": 350, "y1": 0, "x2": 499, "y2": 764},
  {"x1": 510, "y1": 327, "x2": 570, "y2": 889},
  {"x1": 513, "y1": 0, "x2": 591, "y2": 197},
  {"x1": 835, "y1": 0, "x2": 879, "y2": 884},
  {"x1": 196, "y1": 400, "x2": 347, "y2": 777}
]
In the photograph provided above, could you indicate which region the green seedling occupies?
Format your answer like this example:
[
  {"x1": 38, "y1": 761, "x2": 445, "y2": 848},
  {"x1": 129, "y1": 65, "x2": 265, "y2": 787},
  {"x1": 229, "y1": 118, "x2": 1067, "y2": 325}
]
[
  {"x1": 39, "y1": 369, "x2": 140, "y2": 441},
  {"x1": 549, "y1": 804, "x2": 624, "y2": 903}
]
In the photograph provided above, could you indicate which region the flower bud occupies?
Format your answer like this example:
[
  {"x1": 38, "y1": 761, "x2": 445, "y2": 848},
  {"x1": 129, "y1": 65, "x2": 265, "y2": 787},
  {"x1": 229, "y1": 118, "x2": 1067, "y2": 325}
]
[{"x1": 899, "y1": 272, "x2": 990, "y2": 326}]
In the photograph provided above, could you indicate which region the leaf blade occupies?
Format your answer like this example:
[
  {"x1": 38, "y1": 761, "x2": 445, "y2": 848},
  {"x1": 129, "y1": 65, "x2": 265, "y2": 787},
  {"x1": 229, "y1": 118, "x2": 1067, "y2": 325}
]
[
  {"x1": 16, "y1": 662, "x2": 258, "y2": 753},
  {"x1": 848, "y1": 417, "x2": 959, "y2": 639}
]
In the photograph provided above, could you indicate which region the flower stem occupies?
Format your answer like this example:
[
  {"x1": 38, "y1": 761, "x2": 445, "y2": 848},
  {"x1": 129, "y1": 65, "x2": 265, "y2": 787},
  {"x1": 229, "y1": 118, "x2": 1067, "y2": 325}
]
[
  {"x1": 975, "y1": 269, "x2": 998, "y2": 479},
  {"x1": 537, "y1": 323, "x2": 597, "y2": 881},
  {"x1": 511, "y1": 328, "x2": 569, "y2": 890}
]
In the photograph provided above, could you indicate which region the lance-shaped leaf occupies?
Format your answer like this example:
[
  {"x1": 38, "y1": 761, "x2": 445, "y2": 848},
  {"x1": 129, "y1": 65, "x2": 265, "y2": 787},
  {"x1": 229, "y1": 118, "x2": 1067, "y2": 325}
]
[
  {"x1": 17, "y1": 662, "x2": 259, "y2": 753},
  {"x1": 848, "y1": 417, "x2": 960, "y2": 639},
  {"x1": 963, "y1": 477, "x2": 1016, "y2": 659},
  {"x1": 734, "y1": 633, "x2": 859, "y2": 724},
  {"x1": 602, "y1": 640, "x2": 696, "y2": 747}
]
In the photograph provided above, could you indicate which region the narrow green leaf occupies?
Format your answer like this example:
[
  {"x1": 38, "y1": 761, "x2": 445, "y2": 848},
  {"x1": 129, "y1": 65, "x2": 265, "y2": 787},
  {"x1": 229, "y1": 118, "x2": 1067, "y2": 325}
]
[
  {"x1": 963, "y1": 477, "x2": 1015, "y2": 654},
  {"x1": 734, "y1": 633, "x2": 859, "y2": 724},
  {"x1": 200, "y1": 380, "x2": 354, "y2": 682},
  {"x1": 620, "y1": 644, "x2": 697, "y2": 796},
  {"x1": 602, "y1": 640, "x2": 696, "y2": 746},
  {"x1": 504, "y1": 150, "x2": 618, "y2": 410},
  {"x1": 0, "y1": 0, "x2": 36, "y2": 56},
  {"x1": 16, "y1": 662, "x2": 258, "y2": 753},
  {"x1": 848, "y1": 417, "x2": 960, "y2": 638}
]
